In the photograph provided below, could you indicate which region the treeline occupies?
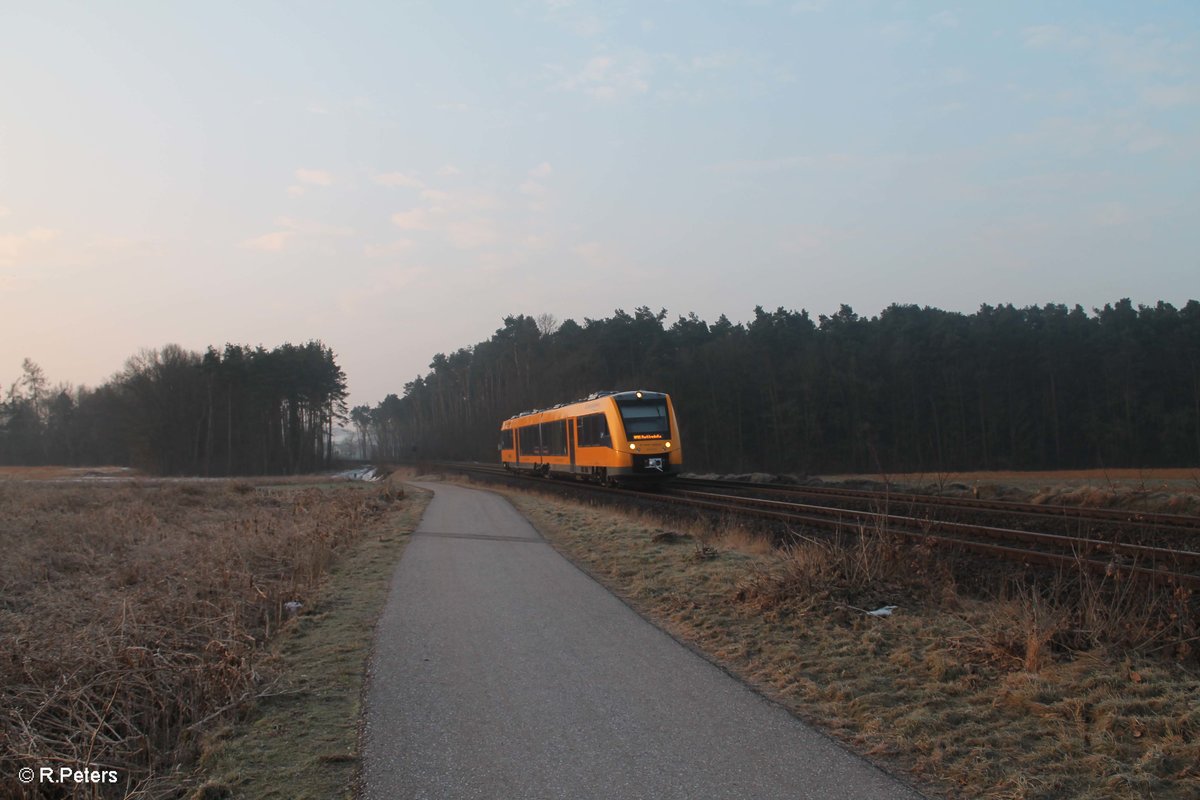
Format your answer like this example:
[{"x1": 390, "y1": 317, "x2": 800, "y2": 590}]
[
  {"x1": 352, "y1": 300, "x2": 1200, "y2": 474},
  {"x1": 0, "y1": 342, "x2": 347, "y2": 476}
]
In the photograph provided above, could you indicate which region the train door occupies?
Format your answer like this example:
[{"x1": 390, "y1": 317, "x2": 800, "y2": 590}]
[{"x1": 568, "y1": 417, "x2": 576, "y2": 472}]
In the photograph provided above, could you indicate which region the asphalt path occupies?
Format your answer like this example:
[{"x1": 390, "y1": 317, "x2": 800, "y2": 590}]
[{"x1": 362, "y1": 481, "x2": 923, "y2": 800}]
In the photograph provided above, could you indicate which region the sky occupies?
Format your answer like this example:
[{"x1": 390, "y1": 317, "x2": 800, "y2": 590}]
[{"x1": 2, "y1": 0, "x2": 1198, "y2": 408}]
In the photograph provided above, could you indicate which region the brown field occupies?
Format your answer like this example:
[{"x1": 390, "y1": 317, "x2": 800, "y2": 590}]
[
  {"x1": 478, "y1": 479, "x2": 1200, "y2": 800},
  {"x1": 0, "y1": 475, "x2": 412, "y2": 799},
  {"x1": 819, "y1": 468, "x2": 1200, "y2": 493},
  {"x1": 0, "y1": 466, "x2": 141, "y2": 481},
  {"x1": 804, "y1": 468, "x2": 1200, "y2": 515},
  {"x1": 194, "y1": 479, "x2": 429, "y2": 800}
]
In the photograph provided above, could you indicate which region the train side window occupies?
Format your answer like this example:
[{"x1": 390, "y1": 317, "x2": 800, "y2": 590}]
[
  {"x1": 577, "y1": 413, "x2": 609, "y2": 447},
  {"x1": 542, "y1": 420, "x2": 567, "y2": 456},
  {"x1": 518, "y1": 425, "x2": 541, "y2": 455}
]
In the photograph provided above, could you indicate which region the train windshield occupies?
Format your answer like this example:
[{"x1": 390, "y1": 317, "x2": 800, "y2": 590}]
[{"x1": 616, "y1": 399, "x2": 670, "y2": 439}]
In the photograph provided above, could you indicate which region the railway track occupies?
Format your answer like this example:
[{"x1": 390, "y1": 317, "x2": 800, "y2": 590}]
[
  {"x1": 435, "y1": 463, "x2": 1200, "y2": 589},
  {"x1": 675, "y1": 476, "x2": 1200, "y2": 535}
]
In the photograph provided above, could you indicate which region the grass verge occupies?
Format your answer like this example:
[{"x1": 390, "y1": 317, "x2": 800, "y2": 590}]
[
  {"x1": 1, "y1": 474, "x2": 427, "y2": 799},
  {"x1": 191, "y1": 481, "x2": 429, "y2": 799},
  {"x1": 482, "y1": 481, "x2": 1200, "y2": 800}
]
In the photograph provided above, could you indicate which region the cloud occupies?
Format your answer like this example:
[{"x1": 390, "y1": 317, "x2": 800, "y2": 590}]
[
  {"x1": 688, "y1": 53, "x2": 738, "y2": 71},
  {"x1": 572, "y1": 241, "x2": 604, "y2": 266},
  {"x1": 419, "y1": 190, "x2": 452, "y2": 211},
  {"x1": 710, "y1": 153, "x2": 854, "y2": 174},
  {"x1": 1091, "y1": 202, "x2": 1132, "y2": 228},
  {"x1": 386, "y1": 181, "x2": 513, "y2": 250},
  {"x1": 295, "y1": 168, "x2": 334, "y2": 186},
  {"x1": 373, "y1": 172, "x2": 426, "y2": 189},
  {"x1": 876, "y1": 21, "x2": 915, "y2": 44},
  {"x1": 242, "y1": 217, "x2": 353, "y2": 252},
  {"x1": 1022, "y1": 25, "x2": 1070, "y2": 49},
  {"x1": 523, "y1": 234, "x2": 552, "y2": 251},
  {"x1": 439, "y1": 164, "x2": 463, "y2": 176},
  {"x1": 0, "y1": 227, "x2": 60, "y2": 266},
  {"x1": 791, "y1": 0, "x2": 826, "y2": 12},
  {"x1": 939, "y1": 67, "x2": 971, "y2": 86},
  {"x1": 553, "y1": 53, "x2": 651, "y2": 100},
  {"x1": 364, "y1": 239, "x2": 415, "y2": 258},
  {"x1": 336, "y1": 266, "x2": 429, "y2": 313},
  {"x1": 1022, "y1": 25, "x2": 1081, "y2": 50},
  {"x1": 519, "y1": 180, "x2": 547, "y2": 197},
  {"x1": 436, "y1": 102, "x2": 469, "y2": 112},
  {"x1": 569, "y1": 15, "x2": 604, "y2": 37},
  {"x1": 1142, "y1": 85, "x2": 1197, "y2": 108},
  {"x1": 518, "y1": 164, "x2": 554, "y2": 209},
  {"x1": 928, "y1": 11, "x2": 958, "y2": 29},
  {"x1": 276, "y1": 217, "x2": 353, "y2": 237},
  {"x1": 391, "y1": 209, "x2": 432, "y2": 230},
  {"x1": 539, "y1": 0, "x2": 607, "y2": 37},
  {"x1": 1015, "y1": 116, "x2": 1169, "y2": 156},
  {"x1": 420, "y1": 188, "x2": 498, "y2": 213},
  {"x1": 243, "y1": 231, "x2": 293, "y2": 252},
  {"x1": 445, "y1": 218, "x2": 499, "y2": 249},
  {"x1": 0, "y1": 206, "x2": 9, "y2": 218},
  {"x1": 780, "y1": 225, "x2": 838, "y2": 254},
  {"x1": 287, "y1": 185, "x2": 306, "y2": 197},
  {"x1": 1020, "y1": 23, "x2": 1193, "y2": 86}
]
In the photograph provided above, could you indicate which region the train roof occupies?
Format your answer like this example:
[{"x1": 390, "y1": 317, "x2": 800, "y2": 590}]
[{"x1": 504, "y1": 390, "x2": 668, "y2": 422}]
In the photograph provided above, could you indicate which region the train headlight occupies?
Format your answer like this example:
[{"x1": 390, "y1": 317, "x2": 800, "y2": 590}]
[
  {"x1": 629, "y1": 443, "x2": 637, "y2": 450},
  {"x1": 665, "y1": 441, "x2": 671, "y2": 448},
  {"x1": 636, "y1": 391, "x2": 643, "y2": 398}
]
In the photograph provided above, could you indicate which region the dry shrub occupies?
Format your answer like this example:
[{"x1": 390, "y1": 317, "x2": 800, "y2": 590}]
[
  {"x1": 0, "y1": 480, "x2": 396, "y2": 798},
  {"x1": 710, "y1": 523, "x2": 775, "y2": 557},
  {"x1": 978, "y1": 579, "x2": 1072, "y2": 671},
  {"x1": 735, "y1": 524, "x2": 911, "y2": 614},
  {"x1": 978, "y1": 570, "x2": 1199, "y2": 673}
]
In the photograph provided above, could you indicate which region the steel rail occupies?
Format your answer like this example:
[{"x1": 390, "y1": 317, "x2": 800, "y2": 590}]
[
  {"x1": 674, "y1": 477, "x2": 1200, "y2": 530},
  {"x1": 665, "y1": 487, "x2": 1200, "y2": 570},
  {"x1": 436, "y1": 463, "x2": 1200, "y2": 588}
]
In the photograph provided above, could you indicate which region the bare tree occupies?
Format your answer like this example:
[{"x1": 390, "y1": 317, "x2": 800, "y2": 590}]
[{"x1": 536, "y1": 313, "x2": 560, "y2": 338}]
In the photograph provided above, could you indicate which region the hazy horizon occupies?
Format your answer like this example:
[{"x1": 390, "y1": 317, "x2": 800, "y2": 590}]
[{"x1": 3, "y1": 1, "x2": 1198, "y2": 408}]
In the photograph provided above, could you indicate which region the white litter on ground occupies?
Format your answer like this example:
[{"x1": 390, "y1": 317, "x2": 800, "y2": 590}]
[{"x1": 335, "y1": 466, "x2": 383, "y2": 482}]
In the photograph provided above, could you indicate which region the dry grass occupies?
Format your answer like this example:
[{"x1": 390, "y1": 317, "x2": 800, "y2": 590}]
[
  {"x1": 0, "y1": 466, "x2": 140, "y2": 481},
  {"x1": 0, "y1": 477, "x2": 406, "y2": 798},
  {"x1": 813, "y1": 468, "x2": 1200, "y2": 514},
  {"x1": 819, "y1": 468, "x2": 1200, "y2": 487},
  {"x1": 192, "y1": 482, "x2": 429, "y2": 800},
  {"x1": 488, "y1": 482, "x2": 1200, "y2": 800}
]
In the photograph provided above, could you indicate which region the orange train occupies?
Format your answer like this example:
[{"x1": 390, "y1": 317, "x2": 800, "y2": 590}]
[{"x1": 499, "y1": 390, "x2": 683, "y2": 483}]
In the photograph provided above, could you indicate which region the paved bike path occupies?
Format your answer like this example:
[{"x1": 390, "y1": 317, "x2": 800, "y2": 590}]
[{"x1": 362, "y1": 481, "x2": 922, "y2": 799}]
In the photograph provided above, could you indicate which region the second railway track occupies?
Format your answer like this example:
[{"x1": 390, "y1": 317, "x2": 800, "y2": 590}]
[{"x1": 437, "y1": 463, "x2": 1200, "y2": 589}]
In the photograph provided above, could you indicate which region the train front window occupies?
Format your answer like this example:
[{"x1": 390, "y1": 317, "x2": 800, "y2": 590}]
[{"x1": 616, "y1": 400, "x2": 670, "y2": 439}]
